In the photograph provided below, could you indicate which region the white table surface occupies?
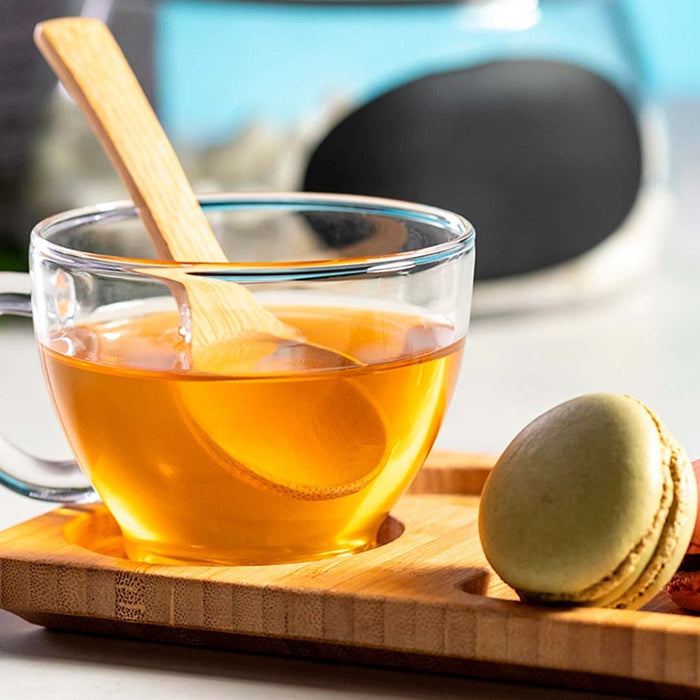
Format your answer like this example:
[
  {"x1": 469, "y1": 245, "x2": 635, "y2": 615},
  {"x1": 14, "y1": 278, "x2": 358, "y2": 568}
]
[{"x1": 2, "y1": 102, "x2": 699, "y2": 699}]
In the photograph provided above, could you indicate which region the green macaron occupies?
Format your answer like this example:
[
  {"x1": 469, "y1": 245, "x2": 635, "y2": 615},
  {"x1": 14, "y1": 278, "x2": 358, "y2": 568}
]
[{"x1": 478, "y1": 393, "x2": 697, "y2": 609}]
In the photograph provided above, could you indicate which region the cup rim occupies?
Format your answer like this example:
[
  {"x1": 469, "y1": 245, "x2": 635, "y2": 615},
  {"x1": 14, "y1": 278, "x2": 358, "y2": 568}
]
[{"x1": 30, "y1": 192, "x2": 475, "y2": 277}]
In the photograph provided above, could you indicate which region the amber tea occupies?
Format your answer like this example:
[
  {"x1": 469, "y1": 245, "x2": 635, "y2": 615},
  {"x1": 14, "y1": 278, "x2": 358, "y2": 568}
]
[
  {"x1": 40, "y1": 302, "x2": 463, "y2": 565},
  {"x1": 6, "y1": 194, "x2": 473, "y2": 564}
]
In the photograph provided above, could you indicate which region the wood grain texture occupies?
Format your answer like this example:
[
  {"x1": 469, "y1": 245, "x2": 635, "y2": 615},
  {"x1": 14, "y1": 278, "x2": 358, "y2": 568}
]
[
  {"x1": 1, "y1": 450, "x2": 699, "y2": 698},
  {"x1": 33, "y1": 17, "x2": 300, "y2": 369}
]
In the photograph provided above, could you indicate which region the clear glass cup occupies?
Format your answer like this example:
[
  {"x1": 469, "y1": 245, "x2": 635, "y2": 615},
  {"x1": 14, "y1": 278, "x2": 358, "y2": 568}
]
[{"x1": 0, "y1": 193, "x2": 474, "y2": 565}]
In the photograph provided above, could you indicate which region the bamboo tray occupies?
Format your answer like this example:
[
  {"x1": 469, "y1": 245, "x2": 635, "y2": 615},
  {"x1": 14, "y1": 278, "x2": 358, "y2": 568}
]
[{"x1": 0, "y1": 451, "x2": 698, "y2": 698}]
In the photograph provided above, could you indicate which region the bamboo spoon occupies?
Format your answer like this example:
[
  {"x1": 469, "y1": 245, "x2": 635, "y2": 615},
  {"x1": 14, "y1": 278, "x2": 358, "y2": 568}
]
[{"x1": 34, "y1": 17, "x2": 358, "y2": 373}]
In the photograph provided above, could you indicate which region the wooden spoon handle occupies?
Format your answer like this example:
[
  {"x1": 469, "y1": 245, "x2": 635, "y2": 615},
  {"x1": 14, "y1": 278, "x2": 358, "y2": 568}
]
[{"x1": 34, "y1": 17, "x2": 226, "y2": 263}]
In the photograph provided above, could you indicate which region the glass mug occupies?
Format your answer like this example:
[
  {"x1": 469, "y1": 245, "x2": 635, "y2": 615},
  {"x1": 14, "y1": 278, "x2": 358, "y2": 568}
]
[{"x1": 0, "y1": 193, "x2": 475, "y2": 565}]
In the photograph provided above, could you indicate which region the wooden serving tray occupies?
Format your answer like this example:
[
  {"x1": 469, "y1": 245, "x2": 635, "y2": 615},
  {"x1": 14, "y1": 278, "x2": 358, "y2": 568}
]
[{"x1": 0, "y1": 451, "x2": 698, "y2": 698}]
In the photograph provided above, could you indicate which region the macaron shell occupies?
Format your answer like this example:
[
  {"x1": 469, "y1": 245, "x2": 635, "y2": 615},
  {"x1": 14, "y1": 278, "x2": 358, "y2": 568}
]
[
  {"x1": 666, "y1": 570, "x2": 700, "y2": 611},
  {"x1": 479, "y1": 394, "x2": 667, "y2": 598}
]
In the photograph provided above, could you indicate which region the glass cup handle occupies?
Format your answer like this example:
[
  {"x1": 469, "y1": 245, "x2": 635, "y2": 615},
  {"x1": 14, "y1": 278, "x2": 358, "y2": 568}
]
[{"x1": 0, "y1": 272, "x2": 99, "y2": 503}]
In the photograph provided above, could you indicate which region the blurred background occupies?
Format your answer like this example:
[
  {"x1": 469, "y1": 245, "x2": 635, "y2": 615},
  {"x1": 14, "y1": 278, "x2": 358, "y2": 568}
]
[{"x1": 1, "y1": 0, "x2": 698, "y2": 313}]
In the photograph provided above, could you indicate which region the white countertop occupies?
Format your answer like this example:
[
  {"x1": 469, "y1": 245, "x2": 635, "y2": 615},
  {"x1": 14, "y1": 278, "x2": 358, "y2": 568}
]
[{"x1": 2, "y1": 102, "x2": 699, "y2": 699}]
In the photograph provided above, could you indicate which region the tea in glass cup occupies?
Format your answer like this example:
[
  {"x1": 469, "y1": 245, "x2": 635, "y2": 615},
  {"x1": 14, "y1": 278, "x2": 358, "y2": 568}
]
[{"x1": 2, "y1": 193, "x2": 474, "y2": 565}]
